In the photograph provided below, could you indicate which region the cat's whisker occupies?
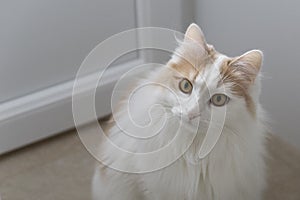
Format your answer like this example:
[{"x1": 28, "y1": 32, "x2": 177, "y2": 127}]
[{"x1": 198, "y1": 119, "x2": 249, "y2": 145}]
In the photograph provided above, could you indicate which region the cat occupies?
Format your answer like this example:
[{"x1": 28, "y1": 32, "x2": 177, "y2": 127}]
[{"x1": 92, "y1": 23, "x2": 267, "y2": 200}]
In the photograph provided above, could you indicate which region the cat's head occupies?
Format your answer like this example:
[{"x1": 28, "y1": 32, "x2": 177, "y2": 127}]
[{"x1": 161, "y1": 23, "x2": 263, "y2": 127}]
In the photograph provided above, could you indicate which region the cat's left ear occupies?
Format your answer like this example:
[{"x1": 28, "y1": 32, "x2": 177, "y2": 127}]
[
  {"x1": 184, "y1": 23, "x2": 209, "y2": 51},
  {"x1": 229, "y1": 50, "x2": 263, "y2": 84}
]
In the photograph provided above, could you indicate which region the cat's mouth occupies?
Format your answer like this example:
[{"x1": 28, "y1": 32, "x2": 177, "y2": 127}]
[
  {"x1": 188, "y1": 112, "x2": 201, "y2": 121},
  {"x1": 174, "y1": 113, "x2": 202, "y2": 125}
]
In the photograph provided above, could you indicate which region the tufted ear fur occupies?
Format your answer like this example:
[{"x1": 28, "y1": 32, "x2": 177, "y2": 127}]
[
  {"x1": 228, "y1": 50, "x2": 263, "y2": 86},
  {"x1": 184, "y1": 23, "x2": 209, "y2": 51}
]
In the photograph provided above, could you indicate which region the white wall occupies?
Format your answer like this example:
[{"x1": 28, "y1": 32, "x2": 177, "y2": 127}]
[
  {"x1": 195, "y1": 0, "x2": 300, "y2": 148},
  {"x1": 0, "y1": 0, "x2": 137, "y2": 103},
  {"x1": 0, "y1": 0, "x2": 140, "y2": 154},
  {"x1": 0, "y1": 0, "x2": 187, "y2": 154}
]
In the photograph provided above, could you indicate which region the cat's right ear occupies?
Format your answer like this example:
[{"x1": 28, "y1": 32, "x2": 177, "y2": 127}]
[{"x1": 184, "y1": 23, "x2": 209, "y2": 51}]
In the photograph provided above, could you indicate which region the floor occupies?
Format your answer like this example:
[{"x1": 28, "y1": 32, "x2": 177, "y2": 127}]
[{"x1": 0, "y1": 121, "x2": 300, "y2": 200}]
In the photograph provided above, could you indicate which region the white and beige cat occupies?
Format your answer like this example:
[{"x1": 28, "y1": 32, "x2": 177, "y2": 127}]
[{"x1": 92, "y1": 23, "x2": 267, "y2": 200}]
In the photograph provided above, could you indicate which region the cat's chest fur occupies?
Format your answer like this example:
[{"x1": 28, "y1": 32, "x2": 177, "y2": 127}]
[
  {"x1": 139, "y1": 129, "x2": 266, "y2": 200},
  {"x1": 141, "y1": 158, "x2": 208, "y2": 200}
]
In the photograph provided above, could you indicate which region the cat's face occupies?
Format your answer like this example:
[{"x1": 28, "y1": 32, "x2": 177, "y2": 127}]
[{"x1": 161, "y1": 24, "x2": 262, "y2": 127}]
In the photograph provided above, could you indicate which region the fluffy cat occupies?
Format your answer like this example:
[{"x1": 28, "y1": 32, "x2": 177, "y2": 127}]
[{"x1": 92, "y1": 23, "x2": 267, "y2": 200}]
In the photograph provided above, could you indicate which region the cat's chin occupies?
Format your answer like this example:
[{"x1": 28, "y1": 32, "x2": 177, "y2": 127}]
[{"x1": 180, "y1": 118, "x2": 210, "y2": 136}]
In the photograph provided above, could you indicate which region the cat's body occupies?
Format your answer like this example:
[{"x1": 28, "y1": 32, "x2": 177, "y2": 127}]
[{"x1": 92, "y1": 24, "x2": 267, "y2": 200}]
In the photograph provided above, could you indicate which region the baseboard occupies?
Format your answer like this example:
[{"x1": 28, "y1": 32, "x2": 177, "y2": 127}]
[{"x1": 0, "y1": 59, "x2": 142, "y2": 155}]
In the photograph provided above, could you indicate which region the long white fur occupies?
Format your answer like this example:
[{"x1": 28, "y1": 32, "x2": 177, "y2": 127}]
[{"x1": 92, "y1": 27, "x2": 267, "y2": 200}]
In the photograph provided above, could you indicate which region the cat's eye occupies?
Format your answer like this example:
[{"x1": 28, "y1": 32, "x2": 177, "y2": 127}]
[
  {"x1": 210, "y1": 94, "x2": 229, "y2": 106},
  {"x1": 179, "y1": 78, "x2": 193, "y2": 94}
]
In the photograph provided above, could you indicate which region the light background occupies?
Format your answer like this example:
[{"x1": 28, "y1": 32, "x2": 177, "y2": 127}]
[
  {"x1": 195, "y1": 0, "x2": 300, "y2": 148},
  {"x1": 0, "y1": 0, "x2": 299, "y2": 152}
]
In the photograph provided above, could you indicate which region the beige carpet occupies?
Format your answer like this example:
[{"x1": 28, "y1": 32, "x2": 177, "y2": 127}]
[{"x1": 0, "y1": 122, "x2": 299, "y2": 200}]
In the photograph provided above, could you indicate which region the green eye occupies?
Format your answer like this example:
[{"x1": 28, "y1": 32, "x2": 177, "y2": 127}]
[
  {"x1": 210, "y1": 94, "x2": 229, "y2": 106},
  {"x1": 179, "y1": 78, "x2": 193, "y2": 94}
]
